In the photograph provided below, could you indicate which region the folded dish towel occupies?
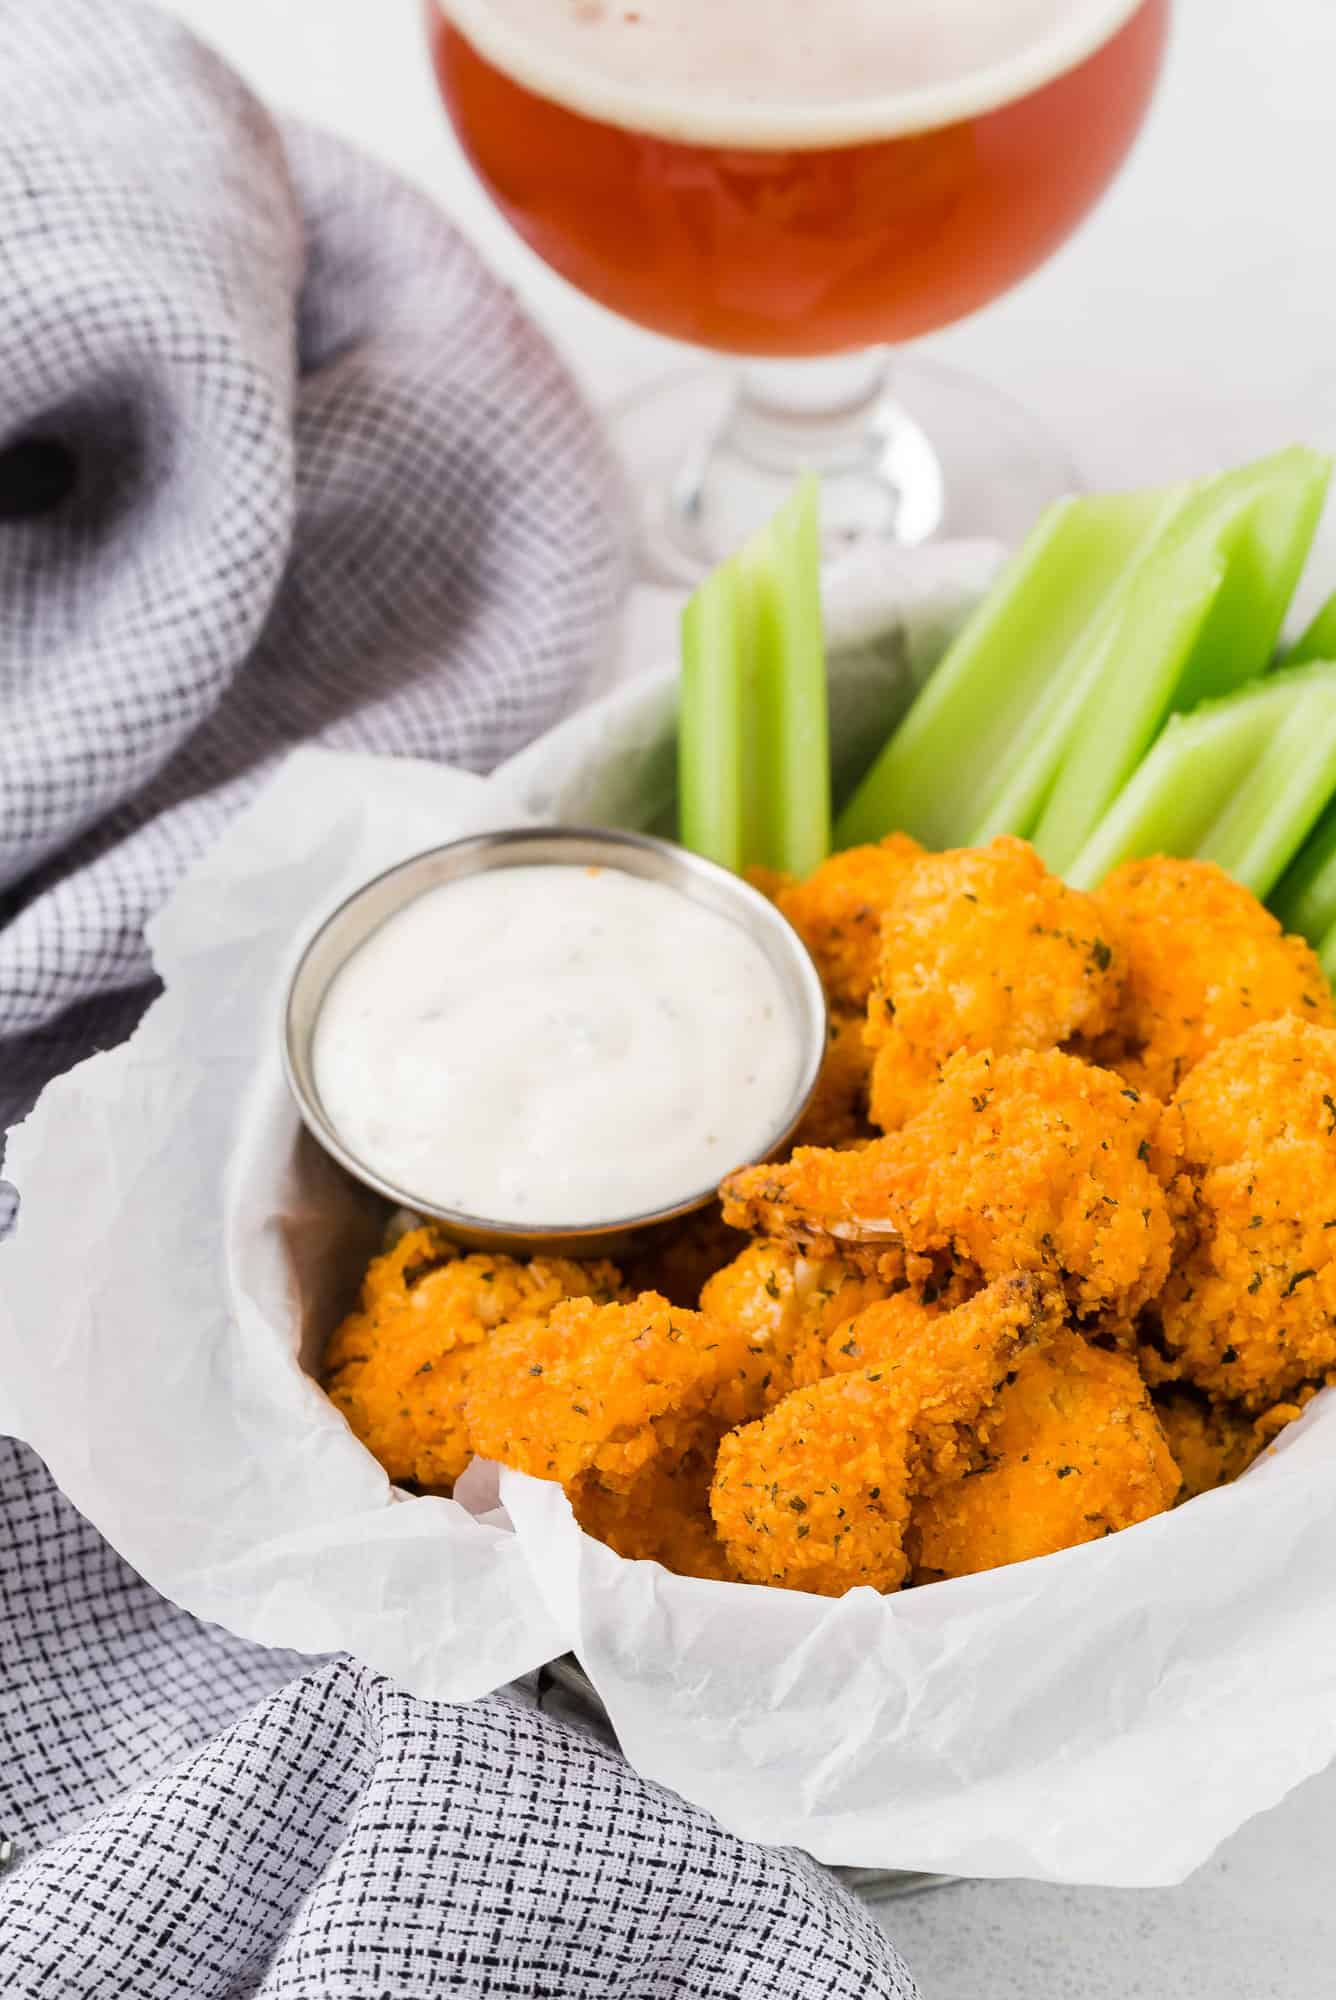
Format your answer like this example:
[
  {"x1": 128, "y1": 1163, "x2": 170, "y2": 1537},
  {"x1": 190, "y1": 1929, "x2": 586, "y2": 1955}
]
[
  {"x1": 0, "y1": 1437, "x2": 915, "y2": 1998},
  {"x1": 0, "y1": 5, "x2": 917, "y2": 1995},
  {"x1": 0, "y1": 0, "x2": 623, "y2": 1171}
]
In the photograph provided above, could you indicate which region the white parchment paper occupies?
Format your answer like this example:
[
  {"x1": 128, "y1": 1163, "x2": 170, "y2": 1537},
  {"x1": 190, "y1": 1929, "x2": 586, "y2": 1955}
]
[
  {"x1": 8, "y1": 543, "x2": 1336, "y2": 1885},
  {"x1": 0, "y1": 751, "x2": 569, "y2": 1696}
]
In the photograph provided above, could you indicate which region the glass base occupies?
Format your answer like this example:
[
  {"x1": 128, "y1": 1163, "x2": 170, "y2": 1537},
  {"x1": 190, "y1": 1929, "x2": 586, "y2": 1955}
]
[{"x1": 611, "y1": 354, "x2": 1082, "y2": 584}]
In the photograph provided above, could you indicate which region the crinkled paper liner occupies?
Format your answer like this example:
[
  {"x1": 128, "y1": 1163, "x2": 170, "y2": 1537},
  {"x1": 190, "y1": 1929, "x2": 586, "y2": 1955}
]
[{"x1": 6, "y1": 543, "x2": 1336, "y2": 1885}]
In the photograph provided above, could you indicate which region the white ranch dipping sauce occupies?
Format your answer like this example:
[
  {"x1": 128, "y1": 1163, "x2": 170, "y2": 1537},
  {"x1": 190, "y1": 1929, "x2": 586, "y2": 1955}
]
[{"x1": 311, "y1": 863, "x2": 806, "y2": 1225}]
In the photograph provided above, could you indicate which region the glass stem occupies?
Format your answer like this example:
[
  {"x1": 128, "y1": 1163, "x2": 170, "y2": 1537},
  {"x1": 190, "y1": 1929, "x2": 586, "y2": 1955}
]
[
  {"x1": 672, "y1": 347, "x2": 945, "y2": 564},
  {"x1": 732, "y1": 350, "x2": 895, "y2": 470}
]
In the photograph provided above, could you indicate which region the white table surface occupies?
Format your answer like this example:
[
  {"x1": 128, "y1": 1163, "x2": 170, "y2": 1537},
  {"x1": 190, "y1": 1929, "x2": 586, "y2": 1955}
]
[{"x1": 157, "y1": 3, "x2": 1336, "y2": 1991}]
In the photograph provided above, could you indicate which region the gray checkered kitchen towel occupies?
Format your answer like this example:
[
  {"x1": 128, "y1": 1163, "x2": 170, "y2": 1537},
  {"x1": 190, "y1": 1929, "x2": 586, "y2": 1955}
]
[
  {"x1": 0, "y1": 0, "x2": 625, "y2": 1177},
  {"x1": 0, "y1": 4, "x2": 918, "y2": 1995}
]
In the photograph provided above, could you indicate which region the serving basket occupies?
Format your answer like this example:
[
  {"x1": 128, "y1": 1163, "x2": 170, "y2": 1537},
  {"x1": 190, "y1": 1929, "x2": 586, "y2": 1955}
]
[{"x1": 7, "y1": 540, "x2": 1336, "y2": 1890}]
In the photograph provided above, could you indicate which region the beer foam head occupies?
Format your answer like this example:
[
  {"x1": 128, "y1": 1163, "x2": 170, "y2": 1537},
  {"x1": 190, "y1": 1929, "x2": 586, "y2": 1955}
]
[{"x1": 437, "y1": 0, "x2": 1147, "y2": 146}]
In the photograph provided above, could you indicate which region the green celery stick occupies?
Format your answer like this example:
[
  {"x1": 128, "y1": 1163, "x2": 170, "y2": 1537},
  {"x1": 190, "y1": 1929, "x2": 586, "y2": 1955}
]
[
  {"x1": 1165, "y1": 446, "x2": 1330, "y2": 710},
  {"x1": 835, "y1": 487, "x2": 1190, "y2": 850},
  {"x1": 1066, "y1": 697, "x2": 1290, "y2": 889},
  {"x1": 1270, "y1": 792, "x2": 1336, "y2": 942},
  {"x1": 838, "y1": 447, "x2": 1328, "y2": 858},
  {"x1": 678, "y1": 475, "x2": 829, "y2": 876},
  {"x1": 1286, "y1": 589, "x2": 1336, "y2": 666},
  {"x1": 679, "y1": 560, "x2": 745, "y2": 871},
  {"x1": 1028, "y1": 541, "x2": 1223, "y2": 872},
  {"x1": 1032, "y1": 450, "x2": 1330, "y2": 872},
  {"x1": 965, "y1": 506, "x2": 1199, "y2": 847},
  {"x1": 743, "y1": 472, "x2": 830, "y2": 876},
  {"x1": 1205, "y1": 682, "x2": 1336, "y2": 893},
  {"x1": 1319, "y1": 916, "x2": 1336, "y2": 986},
  {"x1": 1067, "y1": 663, "x2": 1336, "y2": 895}
]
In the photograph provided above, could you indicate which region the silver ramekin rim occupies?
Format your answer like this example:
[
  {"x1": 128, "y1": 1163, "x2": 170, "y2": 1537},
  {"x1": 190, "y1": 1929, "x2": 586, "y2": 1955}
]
[{"x1": 281, "y1": 824, "x2": 828, "y2": 1255}]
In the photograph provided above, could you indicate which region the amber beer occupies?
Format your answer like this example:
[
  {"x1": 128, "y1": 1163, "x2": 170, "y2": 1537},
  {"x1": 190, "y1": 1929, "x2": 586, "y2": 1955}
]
[{"x1": 429, "y1": 0, "x2": 1169, "y2": 359}]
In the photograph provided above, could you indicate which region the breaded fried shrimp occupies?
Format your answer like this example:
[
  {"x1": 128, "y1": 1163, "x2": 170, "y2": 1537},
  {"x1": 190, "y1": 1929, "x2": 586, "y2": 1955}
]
[
  {"x1": 323, "y1": 1228, "x2": 621, "y2": 1490},
  {"x1": 1147, "y1": 1018, "x2": 1336, "y2": 1408},
  {"x1": 1153, "y1": 1376, "x2": 1334, "y2": 1501},
  {"x1": 789, "y1": 1008, "x2": 874, "y2": 1150},
  {"x1": 573, "y1": 1447, "x2": 735, "y2": 1581},
  {"x1": 709, "y1": 1276, "x2": 1056, "y2": 1595},
  {"x1": 821, "y1": 1288, "x2": 946, "y2": 1376},
  {"x1": 723, "y1": 1047, "x2": 1178, "y2": 1328},
  {"x1": 912, "y1": 1332, "x2": 1180, "y2": 1580},
  {"x1": 619, "y1": 1202, "x2": 747, "y2": 1310},
  {"x1": 464, "y1": 1293, "x2": 762, "y2": 1492},
  {"x1": 700, "y1": 1239, "x2": 891, "y2": 1405},
  {"x1": 1093, "y1": 857, "x2": 1333, "y2": 1099},
  {"x1": 1245, "y1": 1376, "x2": 1336, "y2": 1456},
  {"x1": 1151, "y1": 1389, "x2": 1263, "y2": 1501},
  {"x1": 776, "y1": 833, "x2": 924, "y2": 1012},
  {"x1": 865, "y1": 836, "x2": 1126, "y2": 1130}
]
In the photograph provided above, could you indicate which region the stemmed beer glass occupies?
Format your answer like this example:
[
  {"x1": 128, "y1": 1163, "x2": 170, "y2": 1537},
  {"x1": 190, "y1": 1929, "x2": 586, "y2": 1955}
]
[{"x1": 428, "y1": 0, "x2": 1170, "y2": 577}]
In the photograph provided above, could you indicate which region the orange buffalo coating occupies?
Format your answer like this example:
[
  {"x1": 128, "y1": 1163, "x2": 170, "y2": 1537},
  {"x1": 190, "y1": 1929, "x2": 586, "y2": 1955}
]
[
  {"x1": 709, "y1": 1276, "x2": 1059, "y2": 1595},
  {"x1": 1145, "y1": 1018, "x2": 1336, "y2": 1409},
  {"x1": 812, "y1": 1280, "x2": 1182, "y2": 1574},
  {"x1": 700, "y1": 1239, "x2": 892, "y2": 1407},
  {"x1": 768, "y1": 838, "x2": 928, "y2": 1149},
  {"x1": 865, "y1": 837, "x2": 1126, "y2": 1130},
  {"x1": 723, "y1": 1047, "x2": 1179, "y2": 1330},
  {"x1": 774, "y1": 833, "x2": 924, "y2": 1012},
  {"x1": 820, "y1": 1286, "x2": 945, "y2": 1377},
  {"x1": 1151, "y1": 1390, "x2": 1264, "y2": 1501},
  {"x1": 1092, "y1": 857, "x2": 1333, "y2": 1100},
  {"x1": 1247, "y1": 1377, "x2": 1335, "y2": 1457},
  {"x1": 572, "y1": 1446, "x2": 735, "y2": 1582},
  {"x1": 1151, "y1": 1376, "x2": 1335, "y2": 1501},
  {"x1": 464, "y1": 1293, "x2": 768, "y2": 1493},
  {"x1": 619, "y1": 1203, "x2": 747, "y2": 1310},
  {"x1": 789, "y1": 1009, "x2": 875, "y2": 1150},
  {"x1": 323, "y1": 1228, "x2": 622, "y2": 1490},
  {"x1": 912, "y1": 1332, "x2": 1180, "y2": 1580}
]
